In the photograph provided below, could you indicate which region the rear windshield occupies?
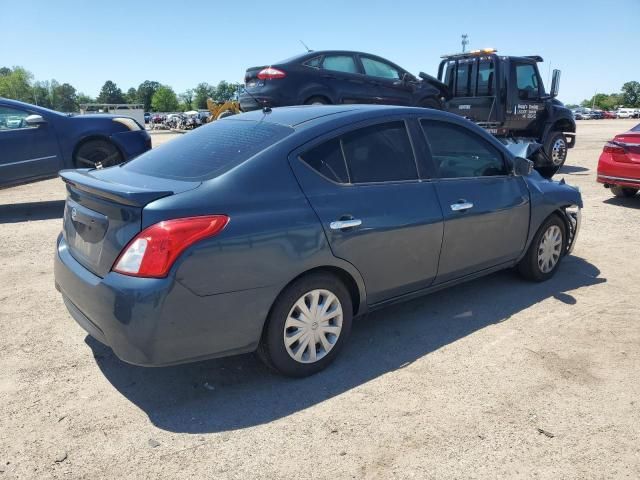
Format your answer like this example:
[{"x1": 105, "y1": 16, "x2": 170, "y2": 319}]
[{"x1": 123, "y1": 120, "x2": 293, "y2": 180}]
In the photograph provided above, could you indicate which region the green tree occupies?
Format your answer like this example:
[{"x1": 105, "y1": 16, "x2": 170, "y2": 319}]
[
  {"x1": 97, "y1": 80, "x2": 125, "y2": 104},
  {"x1": 125, "y1": 87, "x2": 138, "y2": 104},
  {"x1": 151, "y1": 85, "x2": 179, "y2": 112},
  {"x1": 32, "y1": 80, "x2": 52, "y2": 107},
  {"x1": 53, "y1": 83, "x2": 78, "y2": 112},
  {"x1": 0, "y1": 66, "x2": 34, "y2": 102},
  {"x1": 179, "y1": 89, "x2": 194, "y2": 110},
  {"x1": 213, "y1": 81, "x2": 239, "y2": 102},
  {"x1": 581, "y1": 93, "x2": 622, "y2": 111},
  {"x1": 136, "y1": 80, "x2": 161, "y2": 111},
  {"x1": 193, "y1": 82, "x2": 215, "y2": 109},
  {"x1": 621, "y1": 81, "x2": 640, "y2": 107},
  {"x1": 77, "y1": 93, "x2": 95, "y2": 106}
]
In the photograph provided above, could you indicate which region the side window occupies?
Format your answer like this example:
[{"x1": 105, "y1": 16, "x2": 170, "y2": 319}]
[
  {"x1": 0, "y1": 107, "x2": 35, "y2": 131},
  {"x1": 303, "y1": 56, "x2": 322, "y2": 68},
  {"x1": 477, "y1": 60, "x2": 495, "y2": 96},
  {"x1": 361, "y1": 57, "x2": 401, "y2": 80},
  {"x1": 322, "y1": 55, "x2": 358, "y2": 74},
  {"x1": 342, "y1": 122, "x2": 417, "y2": 183},
  {"x1": 300, "y1": 138, "x2": 349, "y2": 184},
  {"x1": 420, "y1": 120, "x2": 507, "y2": 178},
  {"x1": 455, "y1": 60, "x2": 473, "y2": 97},
  {"x1": 515, "y1": 64, "x2": 539, "y2": 100}
]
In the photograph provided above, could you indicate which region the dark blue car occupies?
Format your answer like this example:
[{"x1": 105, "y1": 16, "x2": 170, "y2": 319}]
[
  {"x1": 54, "y1": 105, "x2": 582, "y2": 377},
  {"x1": 0, "y1": 98, "x2": 151, "y2": 188}
]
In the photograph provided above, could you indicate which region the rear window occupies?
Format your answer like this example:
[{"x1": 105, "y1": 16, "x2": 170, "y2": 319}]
[{"x1": 123, "y1": 120, "x2": 293, "y2": 181}]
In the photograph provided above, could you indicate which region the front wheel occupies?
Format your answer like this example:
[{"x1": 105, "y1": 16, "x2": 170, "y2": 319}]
[
  {"x1": 304, "y1": 96, "x2": 330, "y2": 106},
  {"x1": 517, "y1": 214, "x2": 567, "y2": 282},
  {"x1": 258, "y1": 273, "x2": 352, "y2": 377},
  {"x1": 610, "y1": 186, "x2": 638, "y2": 198},
  {"x1": 538, "y1": 132, "x2": 567, "y2": 178}
]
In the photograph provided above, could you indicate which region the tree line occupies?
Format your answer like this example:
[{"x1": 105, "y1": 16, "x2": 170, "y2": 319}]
[
  {"x1": 566, "y1": 81, "x2": 640, "y2": 110},
  {"x1": 0, "y1": 66, "x2": 240, "y2": 113}
]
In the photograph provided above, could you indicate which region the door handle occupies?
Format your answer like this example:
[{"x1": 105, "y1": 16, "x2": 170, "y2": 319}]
[
  {"x1": 330, "y1": 219, "x2": 362, "y2": 230},
  {"x1": 450, "y1": 201, "x2": 474, "y2": 212}
]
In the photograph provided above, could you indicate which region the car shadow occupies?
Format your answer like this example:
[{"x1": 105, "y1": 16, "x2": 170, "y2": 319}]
[
  {"x1": 559, "y1": 165, "x2": 589, "y2": 174},
  {"x1": 603, "y1": 196, "x2": 640, "y2": 209},
  {"x1": 87, "y1": 256, "x2": 604, "y2": 434},
  {"x1": 0, "y1": 200, "x2": 65, "y2": 223}
]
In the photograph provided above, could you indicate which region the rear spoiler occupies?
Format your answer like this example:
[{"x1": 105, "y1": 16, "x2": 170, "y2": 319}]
[
  {"x1": 59, "y1": 169, "x2": 173, "y2": 207},
  {"x1": 419, "y1": 72, "x2": 450, "y2": 99}
]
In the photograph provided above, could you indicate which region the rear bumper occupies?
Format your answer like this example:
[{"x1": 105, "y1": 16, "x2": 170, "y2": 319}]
[
  {"x1": 54, "y1": 235, "x2": 274, "y2": 366},
  {"x1": 110, "y1": 130, "x2": 152, "y2": 160},
  {"x1": 597, "y1": 153, "x2": 640, "y2": 188}
]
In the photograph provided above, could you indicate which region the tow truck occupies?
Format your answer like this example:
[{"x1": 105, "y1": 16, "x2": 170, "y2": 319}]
[{"x1": 423, "y1": 49, "x2": 576, "y2": 177}]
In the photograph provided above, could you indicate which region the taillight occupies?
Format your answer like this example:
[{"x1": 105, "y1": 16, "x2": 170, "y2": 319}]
[
  {"x1": 257, "y1": 67, "x2": 286, "y2": 80},
  {"x1": 113, "y1": 215, "x2": 229, "y2": 278},
  {"x1": 603, "y1": 141, "x2": 626, "y2": 154}
]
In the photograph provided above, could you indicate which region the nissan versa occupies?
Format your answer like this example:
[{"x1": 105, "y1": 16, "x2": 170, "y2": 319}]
[{"x1": 54, "y1": 105, "x2": 582, "y2": 377}]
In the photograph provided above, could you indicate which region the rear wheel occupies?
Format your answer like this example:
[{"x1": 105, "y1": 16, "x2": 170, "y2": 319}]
[
  {"x1": 74, "y1": 139, "x2": 123, "y2": 169},
  {"x1": 517, "y1": 214, "x2": 566, "y2": 282},
  {"x1": 610, "y1": 186, "x2": 638, "y2": 197},
  {"x1": 538, "y1": 132, "x2": 567, "y2": 178},
  {"x1": 257, "y1": 272, "x2": 352, "y2": 377},
  {"x1": 304, "y1": 96, "x2": 330, "y2": 105}
]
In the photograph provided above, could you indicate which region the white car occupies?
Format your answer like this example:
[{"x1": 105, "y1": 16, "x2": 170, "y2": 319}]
[{"x1": 616, "y1": 108, "x2": 635, "y2": 119}]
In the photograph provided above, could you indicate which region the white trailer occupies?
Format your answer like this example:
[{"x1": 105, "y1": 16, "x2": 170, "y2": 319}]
[{"x1": 79, "y1": 103, "x2": 145, "y2": 126}]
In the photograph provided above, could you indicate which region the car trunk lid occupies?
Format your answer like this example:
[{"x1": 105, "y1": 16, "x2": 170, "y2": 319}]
[
  {"x1": 614, "y1": 132, "x2": 640, "y2": 163},
  {"x1": 244, "y1": 65, "x2": 269, "y2": 89},
  {"x1": 60, "y1": 168, "x2": 200, "y2": 278}
]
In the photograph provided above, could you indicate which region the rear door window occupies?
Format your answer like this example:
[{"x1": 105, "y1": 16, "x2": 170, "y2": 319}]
[
  {"x1": 421, "y1": 120, "x2": 507, "y2": 178},
  {"x1": 123, "y1": 120, "x2": 293, "y2": 181},
  {"x1": 455, "y1": 60, "x2": 474, "y2": 97},
  {"x1": 322, "y1": 55, "x2": 359, "y2": 74},
  {"x1": 300, "y1": 121, "x2": 418, "y2": 184},
  {"x1": 477, "y1": 60, "x2": 495, "y2": 96}
]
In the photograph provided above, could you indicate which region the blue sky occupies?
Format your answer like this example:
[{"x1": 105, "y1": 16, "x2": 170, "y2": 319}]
[{"x1": 4, "y1": 0, "x2": 639, "y2": 104}]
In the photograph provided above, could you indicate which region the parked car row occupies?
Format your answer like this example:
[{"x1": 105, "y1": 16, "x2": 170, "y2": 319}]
[{"x1": 573, "y1": 108, "x2": 640, "y2": 120}]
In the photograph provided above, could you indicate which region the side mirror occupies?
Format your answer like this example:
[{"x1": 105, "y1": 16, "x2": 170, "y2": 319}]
[
  {"x1": 513, "y1": 156, "x2": 534, "y2": 176},
  {"x1": 25, "y1": 114, "x2": 47, "y2": 126},
  {"x1": 550, "y1": 69, "x2": 561, "y2": 98}
]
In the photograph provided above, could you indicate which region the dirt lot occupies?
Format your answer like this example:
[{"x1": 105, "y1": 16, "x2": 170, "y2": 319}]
[{"x1": 1, "y1": 121, "x2": 639, "y2": 479}]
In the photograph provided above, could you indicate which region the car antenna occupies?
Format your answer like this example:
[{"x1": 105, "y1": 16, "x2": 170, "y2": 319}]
[
  {"x1": 238, "y1": 82, "x2": 271, "y2": 114},
  {"x1": 299, "y1": 40, "x2": 313, "y2": 52}
]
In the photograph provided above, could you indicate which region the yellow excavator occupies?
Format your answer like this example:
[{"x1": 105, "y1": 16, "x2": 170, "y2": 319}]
[{"x1": 206, "y1": 98, "x2": 241, "y2": 122}]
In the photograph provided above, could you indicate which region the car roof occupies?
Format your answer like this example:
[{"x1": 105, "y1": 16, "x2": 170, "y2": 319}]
[
  {"x1": 225, "y1": 104, "x2": 470, "y2": 130},
  {"x1": 277, "y1": 50, "x2": 403, "y2": 65},
  {"x1": 0, "y1": 97, "x2": 65, "y2": 116}
]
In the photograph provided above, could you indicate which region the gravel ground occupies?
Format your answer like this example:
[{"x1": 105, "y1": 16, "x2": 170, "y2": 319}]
[{"x1": 1, "y1": 121, "x2": 639, "y2": 479}]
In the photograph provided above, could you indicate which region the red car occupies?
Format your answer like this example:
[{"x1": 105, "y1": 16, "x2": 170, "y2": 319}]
[
  {"x1": 602, "y1": 111, "x2": 617, "y2": 119},
  {"x1": 597, "y1": 124, "x2": 640, "y2": 197}
]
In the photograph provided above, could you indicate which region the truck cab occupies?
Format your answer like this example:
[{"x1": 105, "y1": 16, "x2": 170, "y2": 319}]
[{"x1": 436, "y1": 49, "x2": 576, "y2": 177}]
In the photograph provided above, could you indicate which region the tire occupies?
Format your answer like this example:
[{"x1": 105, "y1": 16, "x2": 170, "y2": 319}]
[
  {"x1": 538, "y1": 132, "x2": 567, "y2": 178},
  {"x1": 257, "y1": 272, "x2": 353, "y2": 377},
  {"x1": 419, "y1": 98, "x2": 442, "y2": 110},
  {"x1": 610, "y1": 186, "x2": 638, "y2": 198},
  {"x1": 517, "y1": 214, "x2": 567, "y2": 282},
  {"x1": 74, "y1": 139, "x2": 123, "y2": 169},
  {"x1": 304, "y1": 96, "x2": 330, "y2": 105}
]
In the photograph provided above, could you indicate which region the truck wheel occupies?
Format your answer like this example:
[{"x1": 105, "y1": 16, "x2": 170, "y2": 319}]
[
  {"x1": 517, "y1": 214, "x2": 566, "y2": 282},
  {"x1": 217, "y1": 110, "x2": 235, "y2": 120},
  {"x1": 539, "y1": 132, "x2": 567, "y2": 178},
  {"x1": 304, "y1": 96, "x2": 330, "y2": 105},
  {"x1": 610, "y1": 186, "x2": 638, "y2": 198}
]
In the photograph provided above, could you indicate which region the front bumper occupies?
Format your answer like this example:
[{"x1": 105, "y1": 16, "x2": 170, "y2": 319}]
[
  {"x1": 54, "y1": 235, "x2": 274, "y2": 366},
  {"x1": 565, "y1": 206, "x2": 581, "y2": 255}
]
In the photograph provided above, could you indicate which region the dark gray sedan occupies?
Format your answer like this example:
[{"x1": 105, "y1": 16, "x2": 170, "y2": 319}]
[{"x1": 54, "y1": 105, "x2": 582, "y2": 377}]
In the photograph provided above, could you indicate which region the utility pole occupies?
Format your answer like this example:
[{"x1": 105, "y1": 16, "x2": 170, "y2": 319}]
[{"x1": 461, "y1": 34, "x2": 469, "y2": 53}]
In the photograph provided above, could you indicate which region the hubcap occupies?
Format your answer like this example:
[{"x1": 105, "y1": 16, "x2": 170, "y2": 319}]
[
  {"x1": 284, "y1": 289, "x2": 343, "y2": 364},
  {"x1": 551, "y1": 138, "x2": 567, "y2": 166},
  {"x1": 538, "y1": 225, "x2": 563, "y2": 273}
]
